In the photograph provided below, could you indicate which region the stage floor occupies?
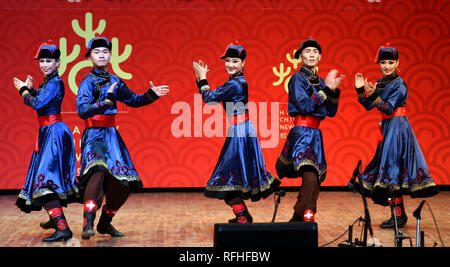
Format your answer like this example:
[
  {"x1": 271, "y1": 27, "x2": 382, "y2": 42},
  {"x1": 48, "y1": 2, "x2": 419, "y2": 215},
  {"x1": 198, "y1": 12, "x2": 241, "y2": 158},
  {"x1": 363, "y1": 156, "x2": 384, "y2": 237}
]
[{"x1": 0, "y1": 191, "x2": 448, "y2": 247}]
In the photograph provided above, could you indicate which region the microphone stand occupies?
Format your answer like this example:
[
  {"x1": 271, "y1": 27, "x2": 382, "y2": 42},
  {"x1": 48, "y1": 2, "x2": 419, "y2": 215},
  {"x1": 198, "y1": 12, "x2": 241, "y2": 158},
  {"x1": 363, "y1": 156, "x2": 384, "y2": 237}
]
[
  {"x1": 416, "y1": 221, "x2": 422, "y2": 247},
  {"x1": 413, "y1": 200, "x2": 426, "y2": 247},
  {"x1": 271, "y1": 189, "x2": 285, "y2": 223},
  {"x1": 342, "y1": 161, "x2": 376, "y2": 247},
  {"x1": 388, "y1": 188, "x2": 408, "y2": 247},
  {"x1": 360, "y1": 186, "x2": 373, "y2": 247}
]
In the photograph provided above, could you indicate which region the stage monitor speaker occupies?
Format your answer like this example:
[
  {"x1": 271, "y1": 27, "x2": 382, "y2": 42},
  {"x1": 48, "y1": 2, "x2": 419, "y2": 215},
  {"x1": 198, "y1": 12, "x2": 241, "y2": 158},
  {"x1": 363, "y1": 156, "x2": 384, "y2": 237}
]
[{"x1": 214, "y1": 222, "x2": 318, "y2": 247}]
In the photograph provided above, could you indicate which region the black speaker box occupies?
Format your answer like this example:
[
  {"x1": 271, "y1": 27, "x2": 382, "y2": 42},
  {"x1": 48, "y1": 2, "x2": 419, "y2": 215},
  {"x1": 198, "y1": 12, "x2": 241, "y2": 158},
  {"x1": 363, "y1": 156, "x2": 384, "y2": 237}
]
[{"x1": 214, "y1": 222, "x2": 318, "y2": 247}]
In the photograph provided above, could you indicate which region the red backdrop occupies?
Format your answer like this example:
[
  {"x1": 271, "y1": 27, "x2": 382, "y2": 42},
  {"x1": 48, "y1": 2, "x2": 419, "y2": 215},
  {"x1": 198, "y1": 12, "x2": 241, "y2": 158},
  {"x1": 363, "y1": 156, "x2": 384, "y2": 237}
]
[{"x1": 1, "y1": 0, "x2": 449, "y2": 189}]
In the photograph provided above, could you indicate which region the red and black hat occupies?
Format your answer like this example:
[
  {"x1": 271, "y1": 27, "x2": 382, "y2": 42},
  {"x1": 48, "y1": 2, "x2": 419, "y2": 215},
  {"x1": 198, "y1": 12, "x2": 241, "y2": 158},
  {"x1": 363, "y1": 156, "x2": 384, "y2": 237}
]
[
  {"x1": 374, "y1": 43, "x2": 399, "y2": 63},
  {"x1": 85, "y1": 33, "x2": 112, "y2": 57},
  {"x1": 34, "y1": 40, "x2": 60, "y2": 60},
  {"x1": 294, "y1": 38, "x2": 322, "y2": 59},
  {"x1": 220, "y1": 41, "x2": 246, "y2": 60}
]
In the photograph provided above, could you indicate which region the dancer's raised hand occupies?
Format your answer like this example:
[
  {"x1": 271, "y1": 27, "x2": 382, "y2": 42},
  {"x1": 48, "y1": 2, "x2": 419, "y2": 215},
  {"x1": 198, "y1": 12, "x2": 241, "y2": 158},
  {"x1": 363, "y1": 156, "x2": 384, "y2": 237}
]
[
  {"x1": 149, "y1": 81, "x2": 170, "y2": 97},
  {"x1": 364, "y1": 79, "x2": 377, "y2": 96},
  {"x1": 355, "y1": 73, "x2": 364, "y2": 88},
  {"x1": 325, "y1": 69, "x2": 345, "y2": 91}
]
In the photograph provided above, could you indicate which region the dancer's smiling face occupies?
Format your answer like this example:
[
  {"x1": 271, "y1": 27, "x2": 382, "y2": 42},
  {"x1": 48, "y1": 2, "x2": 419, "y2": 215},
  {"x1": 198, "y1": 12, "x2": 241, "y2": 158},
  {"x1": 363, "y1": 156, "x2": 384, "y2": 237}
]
[
  {"x1": 379, "y1": 59, "x2": 398, "y2": 77},
  {"x1": 39, "y1": 58, "x2": 59, "y2": 77},
  {"x1": 224, "y1": 57, "x2": 245, "y2": 76}
]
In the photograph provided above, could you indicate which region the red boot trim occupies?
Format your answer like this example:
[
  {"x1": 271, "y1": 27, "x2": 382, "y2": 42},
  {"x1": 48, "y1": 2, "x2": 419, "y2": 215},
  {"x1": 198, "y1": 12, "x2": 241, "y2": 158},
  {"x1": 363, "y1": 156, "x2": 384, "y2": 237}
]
[
  {"x1": 102, "y1": 206, "x2": 118, "y2": 217},
  {"x1": 47, "y1": 207, "x2": 64, "y2": 219},
  {"x1": 84, "y1": 200, "x2": 98, "y2": 213},
  {"x1": 231, "y1": 203, "x2": 246, "y2": 214},
  {"x1": 303, "y1": 209, "x2": 315, "y2": 222}
]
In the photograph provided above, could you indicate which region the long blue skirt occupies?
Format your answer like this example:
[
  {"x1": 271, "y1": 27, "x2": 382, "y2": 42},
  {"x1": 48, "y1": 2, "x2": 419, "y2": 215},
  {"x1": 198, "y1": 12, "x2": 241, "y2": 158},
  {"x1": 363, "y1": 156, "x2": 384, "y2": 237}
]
[
  {"x1": 276, "y1": 126, "x2": 327, "y2": 182},
  {"x1": 359, "y1": 116, "x2": 438, "y2": 205},
  {"x1": 16, "y1": 122, "x2": 79, "y2": 213},
  {"x1": 204, "y1": 120, "x2": 280, "y2": 201},
  {"x1": 78, "y1": 127, "x2": 143, "y2": 192}
]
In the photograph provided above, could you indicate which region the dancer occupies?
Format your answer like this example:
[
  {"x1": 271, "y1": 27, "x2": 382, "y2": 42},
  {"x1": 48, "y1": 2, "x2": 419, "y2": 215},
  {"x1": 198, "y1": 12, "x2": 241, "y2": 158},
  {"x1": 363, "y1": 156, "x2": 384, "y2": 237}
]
[
  {"x1": 192, "y1": 42, "x2": 280, "y2": 223},
  {"x1": 77, "y1": 35, "x2": 169, "y2": 239},
  {"x1": 275, "y1": 38, "x2": 344, "y2": 222},
  {"x1": 353, "y1": 44, "x2": 438, "y2": 228},
  {"x1": 13, "y1": 40, "x2": 79, "y2": 242}
]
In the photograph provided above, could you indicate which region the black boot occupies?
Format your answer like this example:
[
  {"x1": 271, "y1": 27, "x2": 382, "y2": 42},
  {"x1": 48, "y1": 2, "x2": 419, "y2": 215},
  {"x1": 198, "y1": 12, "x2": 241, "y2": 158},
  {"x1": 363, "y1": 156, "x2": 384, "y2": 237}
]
[
  {"x1": 42, "y1": 215, "x2": 72, "y2": 242},
  {"x1": 380, "y1": 212, "x2": 408, "y2": 228},
  {"x1": 82, "y1": 212, "x2": 96, "y2": 240},
  {"x1": 42, "y1": 228, "x2": 73, "y2": 242},
  {"x1": 380, "y1": 198, "x2": 408, "y2": 228},
  {"x1": 97, "y1": 213, "x2": 125, "y2": 237},
  {"x1": 228, "y1": 209, "x2": 253, "y2": 224},
  {"x1": 40, "y1": 215, "x2": 57, "y2": 230},
  {"x1": 289, "y1": 212, "x2": 303, "y2": 222}
]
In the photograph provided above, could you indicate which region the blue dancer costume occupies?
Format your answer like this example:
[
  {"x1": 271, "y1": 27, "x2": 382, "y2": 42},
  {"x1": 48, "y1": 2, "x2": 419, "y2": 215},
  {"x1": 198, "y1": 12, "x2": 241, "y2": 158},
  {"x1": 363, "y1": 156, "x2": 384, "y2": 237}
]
[
  {"x1": 77, "y1": 36, "x2": 160, "y2": 192},
  {"x1": 196, "y1": 43, "x2": 279, "y2": 223},
  {"x1": 276, "y1": 65, "x2": 340, "y2": 182},
  {"x1": 276, "y1": 39, "x2": 341, "y2": 222},
  {"x1": 76, "y1": 35, "x2": 161, "y2": 239},
  {"x1": 354, "y1": 45, "x2": 438, "y2": 227},
  {"x1": 16, "y1": 43, "x2": 78, "y2": 213},
  {"x1": 76, "y1": 67, "x2": 157, "y2": 190},
  {"x1": 15, "y1": 41, "x2": 78, "y2": 242},
  {"x1": 355, "y1": 46, "x2": 439, "y2": 203}
]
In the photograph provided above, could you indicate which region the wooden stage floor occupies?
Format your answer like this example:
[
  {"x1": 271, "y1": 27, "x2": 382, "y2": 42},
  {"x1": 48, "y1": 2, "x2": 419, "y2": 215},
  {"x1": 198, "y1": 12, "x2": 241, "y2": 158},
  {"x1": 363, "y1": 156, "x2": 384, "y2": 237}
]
[{"x1": 0, "y1": 191, "x2": 448, "y2": 247}]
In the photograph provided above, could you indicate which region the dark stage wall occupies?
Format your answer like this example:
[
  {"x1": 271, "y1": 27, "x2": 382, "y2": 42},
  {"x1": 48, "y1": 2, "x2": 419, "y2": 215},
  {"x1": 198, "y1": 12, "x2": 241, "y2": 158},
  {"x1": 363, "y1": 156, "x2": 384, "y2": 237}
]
[{"x1": 1, "y1": 0, "x2": 449, "y2": 189}]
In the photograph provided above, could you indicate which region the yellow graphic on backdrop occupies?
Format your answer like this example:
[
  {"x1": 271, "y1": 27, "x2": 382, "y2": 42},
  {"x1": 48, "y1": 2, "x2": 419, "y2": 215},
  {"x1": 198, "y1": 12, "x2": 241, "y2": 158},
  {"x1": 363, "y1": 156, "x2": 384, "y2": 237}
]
[
  {"x1": 272, "y1": 49, "x2": 302, "y2": 93},
  {"x1": 58, "y1": 12, "x2": 133, "y2": 95}
]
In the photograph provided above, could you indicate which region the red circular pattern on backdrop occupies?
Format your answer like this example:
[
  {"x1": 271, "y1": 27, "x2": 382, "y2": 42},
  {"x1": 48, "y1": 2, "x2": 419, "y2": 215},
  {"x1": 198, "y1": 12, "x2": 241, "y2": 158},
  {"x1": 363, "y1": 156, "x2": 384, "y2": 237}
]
[{"x1": 0, "y1": 0, "x2": 449, "y2": 189}]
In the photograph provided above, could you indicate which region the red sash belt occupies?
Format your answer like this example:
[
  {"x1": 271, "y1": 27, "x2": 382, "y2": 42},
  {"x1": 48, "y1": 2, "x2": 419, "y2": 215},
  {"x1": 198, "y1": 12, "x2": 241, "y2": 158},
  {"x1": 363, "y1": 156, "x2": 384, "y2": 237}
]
[
  {"x1": 84, "y1": 115, "x2": 116, "y2": 128},
  {"x1": 38, "y1": 113, "x2": 63, "y2": 127},
  {"x1": 35, "y1": 113, "x2": 63, "y2": 153},
  {"x1": 227, "y1": 112, "x2": 250, "y2": 125},
  {"x1": 294, "y1": 115, "x2": 321, "y2": 129},
  {"x1": 377, "y1": 107, "x2": 407, "y2": 144},
  {"x1": 381, "y1": 107, "x2": 407, "y2": 120}
]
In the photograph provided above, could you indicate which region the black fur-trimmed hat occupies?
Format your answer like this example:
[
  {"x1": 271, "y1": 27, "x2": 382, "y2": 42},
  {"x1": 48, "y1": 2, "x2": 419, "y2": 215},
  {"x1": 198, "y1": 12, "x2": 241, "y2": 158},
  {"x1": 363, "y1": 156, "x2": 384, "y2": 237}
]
[
  {"x1": 33, "y1": 40, "x2": 60, "y2": 60},
  {"x1": 220, "y1": 41, "x2": 246, "y2": 60},
  {"x1": 85, "y1": 33, "x2": 112, "y2": 57},
  {"x1": 293, "y1": 38, "x2": 322, "y2": 59},
  {"x1": 374, "y1": 43, "x2": 399, "y2": 63}
]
